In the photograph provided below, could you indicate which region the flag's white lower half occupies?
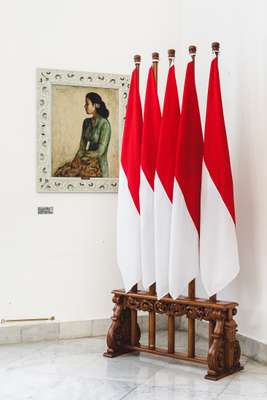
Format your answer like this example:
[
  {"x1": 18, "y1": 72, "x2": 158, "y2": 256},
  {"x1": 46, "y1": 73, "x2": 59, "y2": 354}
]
[
  {"x1": 140, "y1": 169, "x2": 155, "y2": 289},
  {"x1": 169, "y1": 180, "x2": 199, "y2": 298},
  {"x1": 117, "y1": 167, "x2": 141, "y2": 292},
  {"x1": 200, "y1": 163, "x2": 240, "y2": 297},
  {"x1": 154, "y1": 173, "x2": 172, "y2": 298}
]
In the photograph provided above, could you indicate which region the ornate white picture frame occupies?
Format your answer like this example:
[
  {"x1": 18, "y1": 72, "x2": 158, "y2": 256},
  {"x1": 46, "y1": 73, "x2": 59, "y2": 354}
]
[{"x1": 37, "y1": 68, "x2": 130, "y2": 193}]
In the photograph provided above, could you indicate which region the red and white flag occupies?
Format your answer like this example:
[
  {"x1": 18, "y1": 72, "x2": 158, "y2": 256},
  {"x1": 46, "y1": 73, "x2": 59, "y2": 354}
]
[
  {"x1": 117, "y1": 67, "x2": 143, "y2": 292},
  {"x1": 154, "y1": 65, "x2": 180, "y2": 298},
  {"x1": 140, "y1": 67, "x2": 161, "y2": 289},
  {"x1": 200, "y1": 57, "x2": 240, "y2": 297},
  {"x1": 169, "y1": 60, "x2": 203, "y2": 298}
]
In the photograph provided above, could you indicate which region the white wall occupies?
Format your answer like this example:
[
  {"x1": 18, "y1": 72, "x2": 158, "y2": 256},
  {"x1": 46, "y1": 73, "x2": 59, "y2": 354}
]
[
  {"x1": 1, "y1": 0, "x2": 266, "y2": 345},
  {"x1": 0, "y1": 0, "x2": 180, "y2": 322}
]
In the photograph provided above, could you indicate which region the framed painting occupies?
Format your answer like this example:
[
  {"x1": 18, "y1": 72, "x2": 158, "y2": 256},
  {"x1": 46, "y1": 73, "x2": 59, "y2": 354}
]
[{"x1": 37, "y1": 68, "x2": 130, "y2": 192}]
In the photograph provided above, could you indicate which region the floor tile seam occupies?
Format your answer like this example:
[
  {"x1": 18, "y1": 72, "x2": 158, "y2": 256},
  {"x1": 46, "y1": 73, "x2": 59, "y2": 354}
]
[
  {"x1": 217, "y1": 392, "x2": 267, "y2": 399},
  {"x1": 127, "y1": 370, "x2": 229, "y2": 396},
  {"x1": 117, "y1": 385, "x2": 139, "y2": 400},
  {"x1": 140, "y1": 384, "x2": 226, "y2": 393},
  {"x1": 239, "y1": 369, "x2": 267, "y2": 376},
  {"x1": 118, "y1": 382, "x2": 231, "y2": 397},
  {"x1": 215, "y1": 372, "x2": 241, "y2": 398},
  {"x1": 77, "y1": 375, "x2": 157, "y2": 385}
]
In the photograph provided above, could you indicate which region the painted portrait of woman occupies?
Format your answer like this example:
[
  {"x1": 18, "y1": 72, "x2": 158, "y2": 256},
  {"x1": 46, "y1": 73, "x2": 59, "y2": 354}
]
[
  {"x1": 38, "y1": 68, "x2": 128, "y2": 192},
  {"x1": 55, "y1": 92, "x2": 112, "y2": 178}
]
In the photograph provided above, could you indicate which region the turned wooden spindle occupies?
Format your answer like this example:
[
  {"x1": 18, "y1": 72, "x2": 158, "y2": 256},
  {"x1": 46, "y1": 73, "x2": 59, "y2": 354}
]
[
  {"x1": 189, "y1": 45, "x2": 197, "y2": 60},
  {"x1": 168, "y1": 48, "x2": 175, "y2": 67},
  {"x1": 212, "y1": 41, "x2": 220, "y2": 57},
  {"x1": 130, "y1": 284, "x2": 138, "y2": 346}
]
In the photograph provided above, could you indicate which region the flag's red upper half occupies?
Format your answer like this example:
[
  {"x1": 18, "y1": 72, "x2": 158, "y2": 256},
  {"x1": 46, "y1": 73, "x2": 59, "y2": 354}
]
[
  {"x1": 141, "y1": 67, "x2": 161, "y2": 190},
  {"x1": 175, "y1": 61, "x2": 203, "y2": 233},
  {"x1": 121, "y1": 67, "x2": 143, "y2": 213},
  {"x1": 204, "y1": 57, "x2": 236, "y2": 223},
  {"x1": 156, "y1": 65, "x2": 180, "y2": 202}
]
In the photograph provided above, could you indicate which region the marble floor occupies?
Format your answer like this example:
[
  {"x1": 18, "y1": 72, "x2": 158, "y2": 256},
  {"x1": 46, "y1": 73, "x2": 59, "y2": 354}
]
[{"x1": 0, "y1": 331, "x2": 266, "y2": 400}]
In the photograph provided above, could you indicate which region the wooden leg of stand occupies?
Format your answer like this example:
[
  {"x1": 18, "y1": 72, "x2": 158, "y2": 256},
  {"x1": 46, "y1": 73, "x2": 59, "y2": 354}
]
[
  {"x1": 148, "y1": 283, "x2": 156, "y2": 350},
  {"x1": 104, "y1": 294, "x2": 132, "y2": 357},
  {"x1": 130, "y1": 284, "x2": 138, "y2": 346},
  {"x1": 209, "y1": 321, "x2": 216, "y2": 347},
  {"x1": 168, "y1": 315, "x2": 175, "y2": 353},
  {"x1": 206, "y1": 319, "x2": 225, "y2": 379},
  {"x1": 209, "y1": 294, "x2": 217, "y2": 347},
  {"x1": 224, "y1": 308, "x2": 242, "y2": 371},
  {"x1": 131, "y1": 309, "x2": 137, "y2": 346},
  {"x1": 188, "y1": 279, "x2": 196, "y2": 357},
  {"x1": 224, "y1": 309, "x2": 235, "y2": 369}
]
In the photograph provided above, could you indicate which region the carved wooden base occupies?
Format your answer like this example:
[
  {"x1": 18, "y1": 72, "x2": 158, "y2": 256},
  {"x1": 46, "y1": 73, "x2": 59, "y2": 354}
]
[
  {"x1": 205, "y1": 365, "x2": 244, "y2": 381},
  {"x1": 103, "y1": 290, "x2": 243, "y2": 380},
  {"x1": 103, "y1": 293, "x2": 141, "y2": 358},
  {"x1": 103, "y1": 349, "x2": 132, "y2": 358}
]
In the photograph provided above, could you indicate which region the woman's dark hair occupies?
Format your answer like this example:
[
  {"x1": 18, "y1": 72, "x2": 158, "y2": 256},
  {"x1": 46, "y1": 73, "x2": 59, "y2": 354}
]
[{"x1": 85, "y1": 92, "x2": 109, "y2": 119}]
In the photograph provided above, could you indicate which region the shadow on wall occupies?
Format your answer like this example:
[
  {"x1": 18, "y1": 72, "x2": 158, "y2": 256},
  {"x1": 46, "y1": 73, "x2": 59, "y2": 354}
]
[{"x1": 234, "y1": 40, "x2": 262, "y2": 308}]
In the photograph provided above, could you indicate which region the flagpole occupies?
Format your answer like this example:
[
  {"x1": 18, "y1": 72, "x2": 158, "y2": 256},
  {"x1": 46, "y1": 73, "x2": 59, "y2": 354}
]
[
  {"x1": 130, "y1": 54, "x2": 141, "y2": 347},
  {"x1": 148, "y1": 51, "x2": 159, "y2": 350},
  {"x1": 152, "y1": 52, "x2": 159, "y2": 89},
  {"x1": 167, "y1": 48, "x2": 176, "y2": 355},
  {"x1": 208, "y1": 41, "x2": 220, "y2": 347},
  {"x1": 209, "y1": 40, "x2": 220, "y2": 310},
  {"x1": 187, "y1": 45, "x2": 197, "y2": 358}
]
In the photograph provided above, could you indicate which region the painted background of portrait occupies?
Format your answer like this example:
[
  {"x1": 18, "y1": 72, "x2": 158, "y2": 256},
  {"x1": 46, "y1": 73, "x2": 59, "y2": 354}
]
[{"x1": 51, "y1": 85, "x2": 119, "y2": 178}]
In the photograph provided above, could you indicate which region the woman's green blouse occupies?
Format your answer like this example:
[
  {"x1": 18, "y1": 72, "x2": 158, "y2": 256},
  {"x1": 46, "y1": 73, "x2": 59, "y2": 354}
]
[{"x1": 76, "y1": 115, "x2": 111, "y2": 177}]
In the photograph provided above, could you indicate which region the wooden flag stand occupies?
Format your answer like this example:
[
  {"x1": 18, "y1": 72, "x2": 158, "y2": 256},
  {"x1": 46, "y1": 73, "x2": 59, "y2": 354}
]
[{"x1": 103, "y1": 43, "x2": 243, "y2": 381}]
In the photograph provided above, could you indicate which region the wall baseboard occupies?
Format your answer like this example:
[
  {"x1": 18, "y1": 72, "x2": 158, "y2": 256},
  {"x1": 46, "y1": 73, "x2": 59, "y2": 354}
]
[
  {"x1": 1, "y1": 316, "x2": 266, "y2": 365},
  {"x1": 0, "y1": 314, "x2": 170, "y2": 345}
]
